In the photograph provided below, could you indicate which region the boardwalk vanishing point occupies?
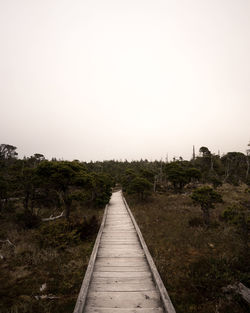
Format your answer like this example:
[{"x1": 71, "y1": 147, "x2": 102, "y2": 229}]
[{"x1": 74, "y1": 191, "x2": 176, "y2": 313}]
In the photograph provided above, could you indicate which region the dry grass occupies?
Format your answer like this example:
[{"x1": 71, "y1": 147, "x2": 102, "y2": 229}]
[{"x1": 127, "y1": 184, "x2": 250, "y2": 313}]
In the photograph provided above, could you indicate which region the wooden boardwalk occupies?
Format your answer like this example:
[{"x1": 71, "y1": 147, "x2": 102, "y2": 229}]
[{"x1": 74, "y1": 191, "x2": 176, "y2": 313}]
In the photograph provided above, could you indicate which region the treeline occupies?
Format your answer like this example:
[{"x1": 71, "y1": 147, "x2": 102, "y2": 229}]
[
  {"x1": 86, "y1": 145, "x2": 250, "y2": 197},
  {"x1": 0, "y1": 144, "x2": 113, "y2": 225},
  {"x1": 1, "y1": 143, "x2": 250, "y2": 221}
]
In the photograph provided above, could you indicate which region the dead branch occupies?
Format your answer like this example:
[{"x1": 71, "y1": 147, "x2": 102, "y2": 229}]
[
  {"x1": 0, "y1": 239, "x2": 15, "y2": 247},
  {"x1": 34, "y1": 294, "x2": 60, "y2": 300},
  {"x1": 42, "y1": 211, "x2": 64, "y2": 222}
]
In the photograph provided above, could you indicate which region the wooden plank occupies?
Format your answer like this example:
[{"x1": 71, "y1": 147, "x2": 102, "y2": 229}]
[
  {"x1": 100, "y1": 244, "x2": 140, "y2": 247},
  {"x1": 89, "y1": 282, "x2": 155, "y2": 292},
  {"x1": 85, "y1": 291, "x2": 162, "y2": 308},
  {"x1": 97, "y1": 251, "x2": 144, "y2": 258},
  {"x1": 100, "y1": 240, "x2": 139, "y2": 243},
  {"x1": 95, "y1": 257, "x2": 147, "y2": 267},
  {"x1": 99, "y1": 245, "x2": 141, "y2": 250},
  {"x1": 104, "y1": 228, "x2": 135, "y2": 231},
  {"x1": 98, "y1": 246, "x2": 142, "y2": 251},
  {"x1": 84, "y1": 308, "x2": 164, "y2": 313},
  {"x1": 94, "y1": 266, "x2": 149, "y2": 272},
  {"x1": 102, "y1": 233, "x2": 137, "y2": 237},
  {"x1": 103, "y1": 228, "x2": 136, "y2": 232},
  {"x1": 92, "y1": 271, "x2": 152, "y2": 278},
  {"x1": 91, "y1": 277, "x2": 155, "y2": 284},
  {"x1": 101, "y1": 235, "x2": 138, "y2": 239}
]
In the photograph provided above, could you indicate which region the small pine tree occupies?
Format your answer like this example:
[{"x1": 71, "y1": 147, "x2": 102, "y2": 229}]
[{"x1": 191, "y1": 186, "x2": 223, "y2": 225}]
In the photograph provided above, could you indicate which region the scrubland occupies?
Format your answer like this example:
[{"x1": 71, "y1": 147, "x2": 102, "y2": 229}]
[
  {"x1": 127, "y1": 184, "x2": 250, "y2": 313},
  {"x1": 0, "y1": 204, "x2": 103, "y2": 313}
]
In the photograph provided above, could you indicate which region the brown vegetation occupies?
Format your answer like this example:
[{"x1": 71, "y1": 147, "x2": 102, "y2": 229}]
[
  {"x1": 127, "y1": 184, "x2": 250, "y2": 313},
  {"x1": 0, "y1": 203, "x2": 103, "y2": 313}
]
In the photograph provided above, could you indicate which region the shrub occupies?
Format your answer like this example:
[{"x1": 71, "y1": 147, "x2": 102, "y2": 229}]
[
  {"x1": 77, "y1": 216, "x2": 99, "y2": 241},
  {"x1": 16, "y1": 210, "x2": 41, "y2": 229},
  {"x1": 37, "y1": 216, "x2": 99, "y2": 249},
  {"x1": 37, "y1": 220, "x2": 80, "y2": 249},
  {"x1": 188, "y1": 256, "x2": 234, "y2": 299},
  {"x1": 188, "y1": 217, "x2": 204, "y2": 227},
  {"x1": 191, "y1": 187, "x2": 222, "y2": 225}
]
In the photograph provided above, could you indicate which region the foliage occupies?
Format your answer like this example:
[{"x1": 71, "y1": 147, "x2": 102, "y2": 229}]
[
  {"x1": 191, "y1": 187, "x2": 223, "y2": 225},
  {"x1": 165, "y1": 162, "x2": 201, "y2": 192},
  {"x1": 38, "y1": 220, "x2": 80, "y2": 249},
  {"x1": 208, "y1": 175, "x2": 222, "y2": 189},
  {"x1": 0, "y1": 144, "x2": 18, "y2": 159},
  {"x1": 127, "y1": 176, "x2": 153, "y2": 200}
]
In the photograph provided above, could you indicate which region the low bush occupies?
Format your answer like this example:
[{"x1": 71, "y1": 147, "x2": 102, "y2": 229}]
[
  {"x1": 37, "y1": 220, "x2": 80, "y2": 249},
  {"x1": 77, "y1": 215, "x2": 99, "y2": 241},
  {"x1": 15, "y1": 210, "x2": 41, "y2": 229},
  {"x1": 37, "y1": 216, "x2": 99, "y2": 249},
  {"x1": 188, "y1": 217, "x2": 204, "y2": 227}
]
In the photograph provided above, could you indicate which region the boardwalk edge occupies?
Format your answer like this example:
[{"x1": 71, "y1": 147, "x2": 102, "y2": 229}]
[
  {"x1": 122, "y1": 193, "x2": 176, "y2": 313},
  {"x1": 73, "y1": 204, "x2": 109, "y2": 313}
]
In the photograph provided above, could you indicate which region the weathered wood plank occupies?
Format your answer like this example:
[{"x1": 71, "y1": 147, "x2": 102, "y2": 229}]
[
  {"x1": 84, "y1": 308, "x2": 164, "y2": 313},
  {"x1": 95, "y1": 257, "x2": 147, "y2": 267},
  {"x1": 94, "y1": 266, "x2": 149, "y2": 272},
  {"x1": 89, "y1": 282, "x2": 155, "y2": 292},
  {"x1": 102, "y1": 234, "x2": 137, "y2": 238},
  {"x1": 100, "y1": 245, "x2": 141, "y2": 249},
  {"x1": 100, "y1": 241, "x2": 139, "y2": 245},
  {"x1": 85, "y1": 291, "x2": 162, "y2": 308},
  {"x1": 92, "y1": 271, "x2": 152, "y2": 278},
  {"x1": 91, "y1": 277, "x2": 154, "y2": 284},
  {"x1": 97, "y1": 251, "x2": 144, "y2": 258}
]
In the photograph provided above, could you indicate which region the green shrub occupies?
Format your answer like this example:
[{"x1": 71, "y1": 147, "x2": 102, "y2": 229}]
[
  {"x1": 221, "y1": 205, "x2": 239, "y2": 224},
  {"x1": 37, "y1": 216, "x2": 99, "y2": 249},
  {"x1": 37, "y1": 220, "x2": 80, "y2": 249}
]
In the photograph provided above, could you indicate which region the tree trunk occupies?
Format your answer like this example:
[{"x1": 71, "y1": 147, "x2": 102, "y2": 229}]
[
  {"x1": 24, "y1": 191, "x2": 30, "y2": 209},
  {"x1": 202, "y1": 207, "x2": 210, "y2": 225},
  {"x1": 246, "y1": 155, "x2": 249, "y2": 180},
  {"x1": 153, "y1": 176, "x2": 157, "y2": 193},
  {"x1": 210, "y1": 155, "x2": 214, "y2": 171},
  {"x1": 65, "y1": 204, "x2": 71, "y2": 220},
  {"x1": 223, "y1": 161, "x2": 230, "y2": 183}
]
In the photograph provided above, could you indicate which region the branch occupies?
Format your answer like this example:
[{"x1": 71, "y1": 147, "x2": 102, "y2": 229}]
[
  {"x1": 42, "y1": 211, "x2": 65, "y2": 222},
  {"x1": 34, "y1": 294, "x2": 60, "y2": 300},
  {"x1": 0, "y1": 239, "x2": 15, "y2": 247}
]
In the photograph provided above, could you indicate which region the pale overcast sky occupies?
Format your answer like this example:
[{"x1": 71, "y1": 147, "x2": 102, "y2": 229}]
[{"x1": 0, "y1": 0, "x2": 249, "y2": 161}]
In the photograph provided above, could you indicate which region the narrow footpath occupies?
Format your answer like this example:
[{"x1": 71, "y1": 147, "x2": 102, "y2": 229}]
[{"x1": 77, "y1": 191, "x2": 175, "y2": 313}]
